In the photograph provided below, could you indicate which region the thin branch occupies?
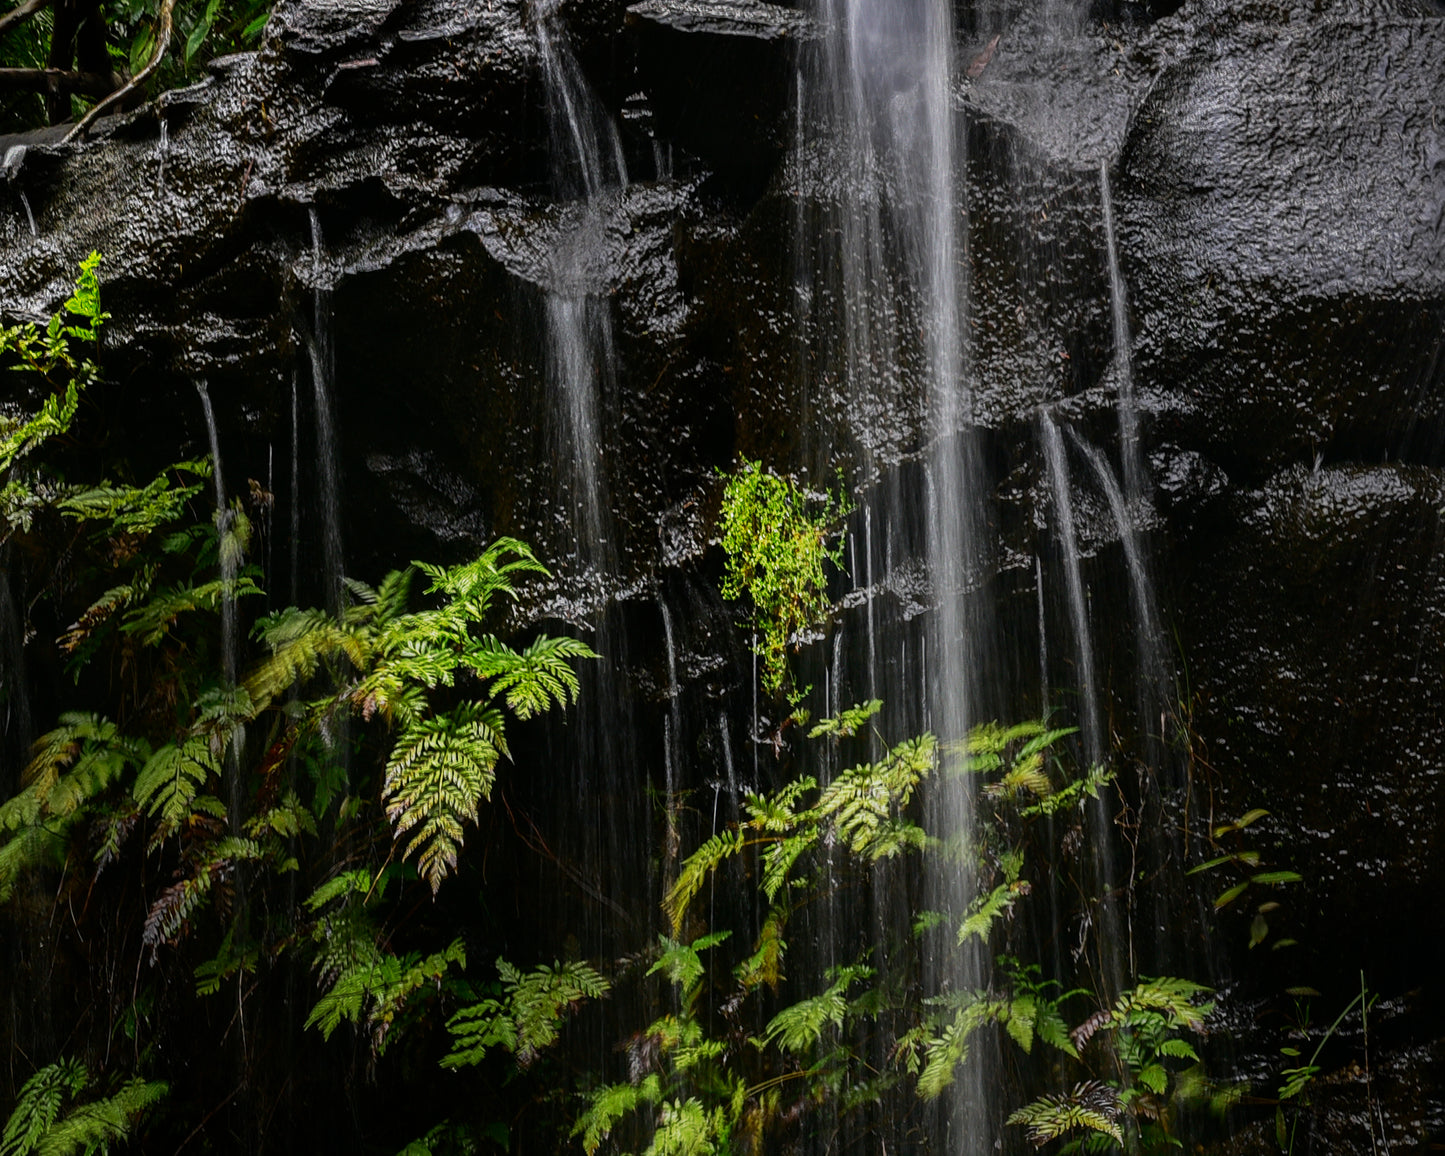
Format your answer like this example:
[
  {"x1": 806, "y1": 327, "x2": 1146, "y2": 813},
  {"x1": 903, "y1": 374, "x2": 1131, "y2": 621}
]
[
  {"x1": 0, "y1": 67, "x2": 119, "y2": 96},
  {"x1": 0, "y1": 0, "x2": 50, "y2": 39},
  {"x1": 62, "y1": 0, "x2": 174, "y2": 144}
]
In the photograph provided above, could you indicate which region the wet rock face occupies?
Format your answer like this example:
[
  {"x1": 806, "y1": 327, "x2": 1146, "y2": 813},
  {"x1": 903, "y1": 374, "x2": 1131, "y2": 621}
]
[
  {"x1": 1, "y1": 0, "x2": 1444, "y2": 1128},
  {"x1": 1120, "y1": 2, "x2": 1445, "y2": 475}
]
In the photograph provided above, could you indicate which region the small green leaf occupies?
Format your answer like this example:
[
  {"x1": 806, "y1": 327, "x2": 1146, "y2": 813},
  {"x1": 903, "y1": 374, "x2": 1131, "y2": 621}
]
[
  {"x1": 1213, "y1": 882, "x2": 1249, "y2": 909},
  {"x1": 1251, "y1": 871, "x2": 1303, "y2": 885}
]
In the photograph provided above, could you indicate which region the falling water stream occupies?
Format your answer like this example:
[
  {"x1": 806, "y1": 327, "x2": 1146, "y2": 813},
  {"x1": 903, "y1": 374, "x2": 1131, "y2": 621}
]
[
  {"x1": 1040, "y1": 413, "x2": 1104, "y2": 765},
  {"x1": 196, "y1": 382, "x2": 245, "y2": 833},
  {"x1": 307, "y1": 209, "x2": 345, "y2": 616},
  {"x1": 534, "y1": 0, "x2": 627, "y2": 575}
]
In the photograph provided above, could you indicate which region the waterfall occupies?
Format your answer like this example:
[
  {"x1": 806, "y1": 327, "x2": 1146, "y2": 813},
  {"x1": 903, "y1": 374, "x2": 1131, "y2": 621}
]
[
  {"x1": 660, "y1": 596, "x2": 682, "y2": 854},
  {"x1": 533, "y1": 0, "x2": 627, "y2": 575},
  {"x1": 1039, "y1": 413, "x2": 1104, "y2": 766},
  {"x1": 1097, "y1": 164, "x2": 1171, "y2": 755},
  {"x1": 1074, "y1": 436, "x2": 1168, "y2": 731},
  {"x1": 805, "y1": 0, "x2": 987, "y2": 1144},
  {"x1": 289, "y1": 370, "x2": 301, "y2": 608},
  {"x1": 157, "y1": 117, "x2": 169, "y2": 198},
  {"x1": 1100, "y1": 161, "x2": 1146, "y2": 511},
  {"x1": 526, "y1": 1, "x2": 654, "y2": 986},
  {"x1": 307, "y1": 209, "x2": 345, "y2": 616},
  {"x1": 196, "y1": 381, "x2": 245, "y2": 831},
  {"x1": 3, "y1": 146, "x2": 38, "y2": 238}
]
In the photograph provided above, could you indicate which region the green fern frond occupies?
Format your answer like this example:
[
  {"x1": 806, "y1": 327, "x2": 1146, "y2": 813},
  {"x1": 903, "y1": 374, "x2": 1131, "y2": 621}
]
[
  {"x1": 0, "y1": 1059, "x2": 87, "y2": 1156},
  {"x1": 55, "y1": 460, "x2": 209, "y2": 536},
  {"x1": 1020, "y1": 765, "x2": 1116, "y2": 818},
  {"x1": 1007, "y1": 1081, "x2": 1123, "y2": 1147},
  {"x1": 305, "y1": 869, "x2": 374, "y2": 912},
  {"x1": 382, "y1": 703, "x2": 505, "y2": 892},
  {"x1": 742, "y1": 777, "x2": 817, "y2": 832},
  {"x1": 0, "y1": 1053, "x2": 164, "y2": 1156},
  {"x1": 1113, "y1": 977, "x2": 1214, "y2": 1032},
  {"x1": 141, "y1": 837, "x2": 261, "y2": 953},
  {"x1": 246, "y1": 609, "x2": 367, "y2": 708},
  {"x1": 444, "y1": 958, "x2": 609, "y2": 1069},
  {"x1": 133, "y1": 739, "x2": 220, "y2": 829},
  {"x1": 807, "y1": 699, "x2": 883, "y2": 739},
  {"x1": 958, "y1": 878, "x2": 1027, "y2": 945},
  {"x1": 573, "y1": 1076, "x2": 663, "y2": 1156},
  {"x1": 649, "y1": 1097, "x2": 727, "y2": 1156},
  {"x1": 736, "y1": 906, "x2": 787, "y2": 990},
  {"x1": 648, "y1": 933, "x2": 730, "y2": 999},
  {"x1": 763, "y1": 965, "x2": 872, "y2": 1055},
  {"x1": 0, "y1": 826, "x2": 67, "y2": 904},
  {"x1": 664, "y1": 828, "x2": 746, "y2": 932},
  {"x1": 306, "y1": 940, "x2": 465, "y2": 1052},
  {"x1": 31, "y1": 1077, "x2": 167, "y2": 1156},
  {"x1": 466, "y1": 635, "x2": 596, "y2": 720},
  {"x1": 120, "y1": 576, "x2": 262, "y2": 647},
  {"x1": 760, "y1": 830, "x2": 816, "y2": 902}
]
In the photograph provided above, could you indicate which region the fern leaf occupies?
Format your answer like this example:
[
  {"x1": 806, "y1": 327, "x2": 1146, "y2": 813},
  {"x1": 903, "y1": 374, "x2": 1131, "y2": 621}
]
[
  {"x1": 1114, "y1": 977, "x2": 1214, "y2": 1032},
  {"x1": 142, "y1": 837, "x2": 261, "y2": 954},
  {"x1": 807, "y1": 699, "x2": 883, "y2": 739},
  {"x1": 0, "y1": 1060, "x2": 87, "y2": 1156},
  {"x1": 742, "y1": 776, "x2": 817, "y2": 832},
  {"x1": 664, "y1": 828, "x2": 745, "y2": 932},
  {"x1": 246, "y1": 609, "x2": 366, "y2": 708},
  {"x1": 381, "y1": 703, "x2": 503, "y2": 892},
  {"x1": 465, "y1": 635, "x2": 596, "y2": 720},
  {"x1": 648, "y1": 933, "x2": 730, "y2": 997},
  {"x1": 442, "y1": 957, "x2": 607, "y2": 1069},
  {"x1": 649, "y1": 1097, "x2": 725, "y2": 1156},
  {"x1": 763, "y1": 966, "x2": 870, "y2": 1055},
  {"x1": 573, "y1": 1076, "x2": 662, "y2": 1156},
  {"x1": 1007, "y1": 1081, "x2": 1123, "y2": 1146},
  {"x1": 958, "y1": 879, "x2": 1026, "y2": 945},
  {"x1": 760, "y1": 831, "x2": 816, "y2": 902},
  {"x1": 133, "y1": 739, "x2": 219, "y2": 829},
  {"x1": 736, "y1": 906, "x2": 787, "y2": 990},
  {"x1": 33, "y1": 1077, "x2": 166, "y2": 1156}
]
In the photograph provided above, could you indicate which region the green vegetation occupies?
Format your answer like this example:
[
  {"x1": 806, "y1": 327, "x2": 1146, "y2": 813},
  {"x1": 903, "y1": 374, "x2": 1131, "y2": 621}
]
[
  {"x1": 0, "y1": 1060, "x2": 165, "y2": 1156},
  {"x1": 718, "y1": 459, "x2": 848, "y2": 696},
  {"x1": 0, "y1": 262, "x2": 1376, "y2": 1156},
  {"x1": 0, "y1": 260, "x2": 599, "y2": 1150},
  {"x1": 0, "y1": 0, "x2": 272, "y2": 135}
]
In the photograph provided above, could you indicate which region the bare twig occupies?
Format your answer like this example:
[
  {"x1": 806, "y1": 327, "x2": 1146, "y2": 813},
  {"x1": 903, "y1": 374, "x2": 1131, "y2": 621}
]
[
  {"x1": 62, "y1": 0, "x2": 174, "y2": 144},
  {"x1": 0, "y1": 0, "x2": 51, "y2": 39}
]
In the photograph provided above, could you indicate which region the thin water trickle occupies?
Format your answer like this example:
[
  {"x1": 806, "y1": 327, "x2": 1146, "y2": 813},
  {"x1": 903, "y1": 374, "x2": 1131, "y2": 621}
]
[
  {"x1": 533, "y1": 0, "x2": 627, "y2": 574},
  {"x1": 157, "y1": 118, "x2": 169, "y2": 197},
  {"x1": 660, "y1": 598, "x2": 682, "y2": 805},
  {"x1": 1100, "y1": 160, "x2": 1147, "y2": 509},
  {"x1": 0, "y1": 563, "x2": 32, "y2": 791},
  {"x1": 1040, "y1": 413, "x2": 1103, "y2": 766},
  {"x1": 289, "y1": 370, "x2": 300, "y2": 608},
  {"x1": 719, "y1": 713, "x2": 738, "y2": 805},
  {"x1": 308, "y1": 209, "x2": 345, "y2": 616},
  {"x1": 1035, "y1": 555, "x2": 1050, "y2": 714},
  {"x1": 197, "y1": 381, "x2": 245, "y2": 831},
  {"x1": 1073, "y1": 435, "x2": 1168, "y2": 744},
  {"x1": 18, "y1": 192, "x2": 36, "y2": 239}
]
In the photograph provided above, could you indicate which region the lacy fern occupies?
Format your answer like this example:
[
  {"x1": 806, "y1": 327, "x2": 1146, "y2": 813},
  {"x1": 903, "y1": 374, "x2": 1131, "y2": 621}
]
[{"x1": 0, "y1": 1058, "x2": 165, "y2": 1156}]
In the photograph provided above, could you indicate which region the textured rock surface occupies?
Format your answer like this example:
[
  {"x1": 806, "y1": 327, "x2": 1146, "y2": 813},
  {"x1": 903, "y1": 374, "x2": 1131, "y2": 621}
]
[{"x1": 1, "y1": 0, "x2": 1444, "y2": 1139}]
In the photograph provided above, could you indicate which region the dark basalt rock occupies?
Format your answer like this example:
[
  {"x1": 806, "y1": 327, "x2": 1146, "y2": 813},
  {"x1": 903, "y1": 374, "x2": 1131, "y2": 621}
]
[
  {"x1": 1119, "y1": 1, "x2": 1445, "y2": 477},
  {"x1": 2, "y1": 0, "x2": 1444, "y2": 1139}
]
